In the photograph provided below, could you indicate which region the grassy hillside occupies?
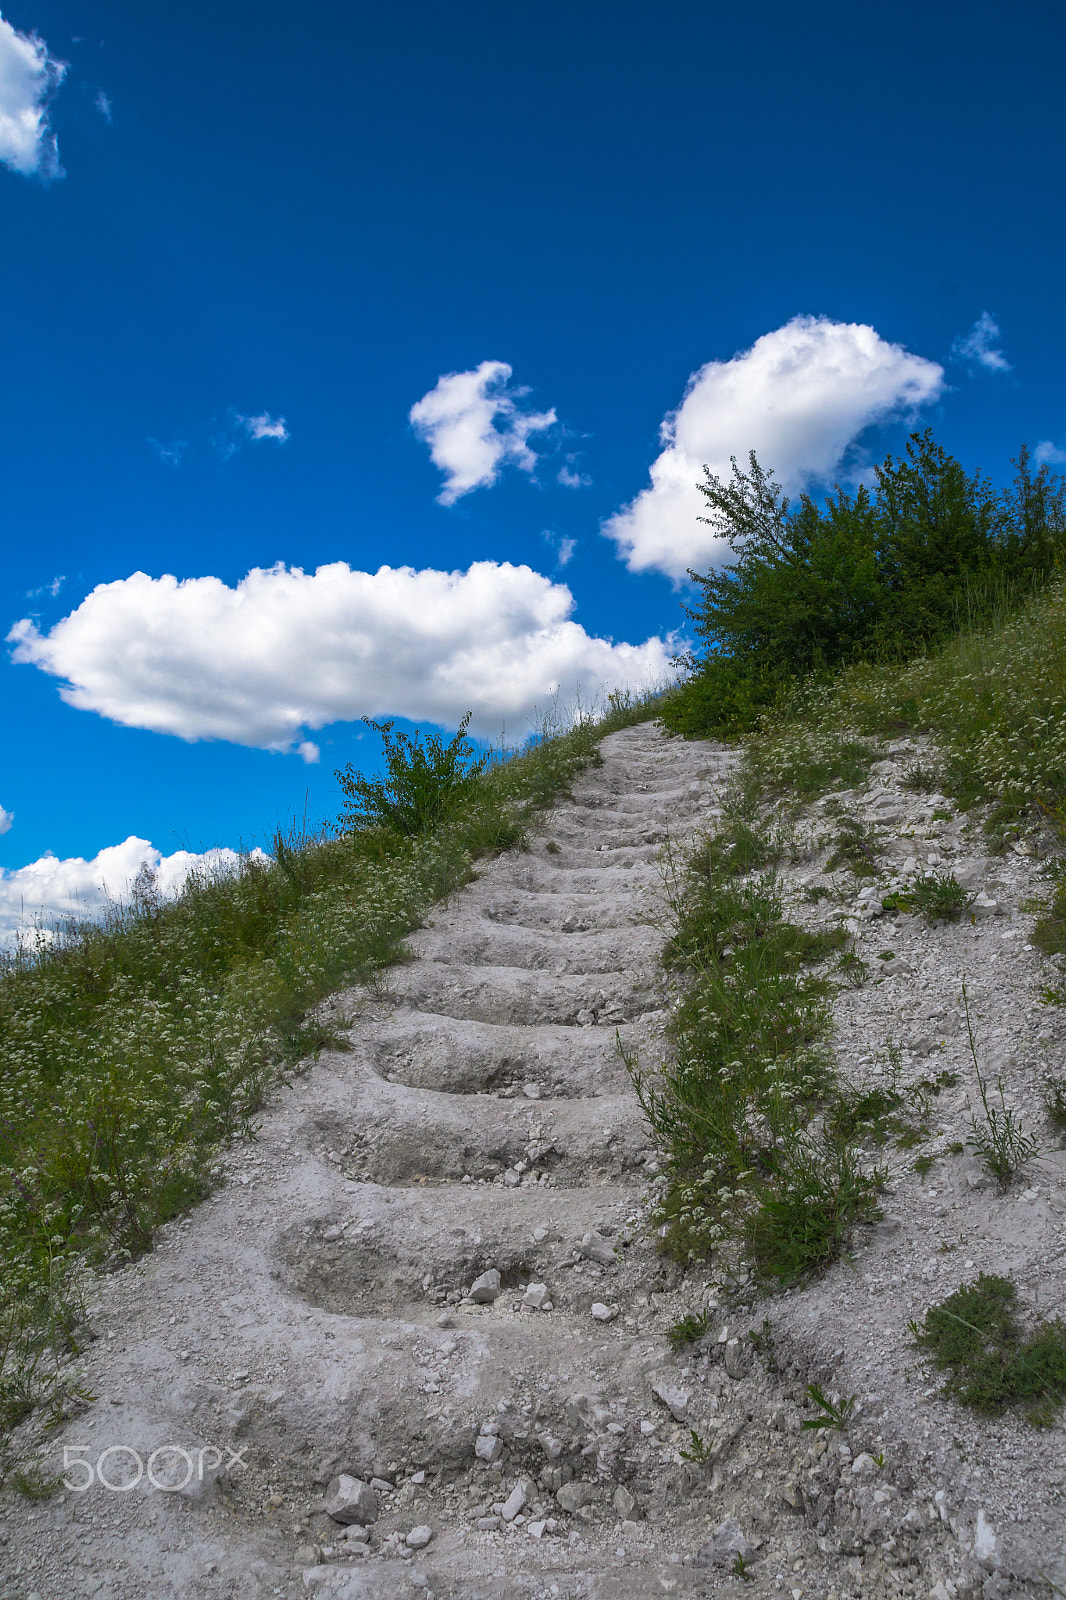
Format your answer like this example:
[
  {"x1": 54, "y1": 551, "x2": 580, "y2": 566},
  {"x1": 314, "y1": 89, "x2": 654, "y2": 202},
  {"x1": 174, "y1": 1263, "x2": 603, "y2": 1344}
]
[{"x1": 0, "y1": 691, "x2": 660, "y2": 1439}]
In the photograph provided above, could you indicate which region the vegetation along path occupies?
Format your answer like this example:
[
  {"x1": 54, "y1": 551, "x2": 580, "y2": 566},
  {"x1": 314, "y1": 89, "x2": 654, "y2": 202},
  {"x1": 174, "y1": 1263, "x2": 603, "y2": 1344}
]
[{"x1": 2, "y1": 720, "x2": 1064, "y2": 1600}]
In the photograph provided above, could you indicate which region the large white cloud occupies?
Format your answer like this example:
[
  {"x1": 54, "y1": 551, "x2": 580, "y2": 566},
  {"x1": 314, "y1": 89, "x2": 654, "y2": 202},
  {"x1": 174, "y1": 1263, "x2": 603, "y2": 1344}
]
[
  {"x1": 0, "y1": 11, "x2": 65, "y2": 178},
  {"x1": 410, "y1": 361, "x2": 557, "y2": 504},
  {"x1": 603, "y1": 316, "x2": 945, "y2": 581},
  {"x1": 0, "y1": 838, "x2": 254, "y2": 944},
  {"x1": 8, "y1": 560, "x2": 675, "y2": 751}
]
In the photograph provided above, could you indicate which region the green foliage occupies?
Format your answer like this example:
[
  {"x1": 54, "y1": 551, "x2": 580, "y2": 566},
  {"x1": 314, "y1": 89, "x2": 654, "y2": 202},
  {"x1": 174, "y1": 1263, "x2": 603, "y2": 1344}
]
[
  {"x1": 630, "y1": 823, "x2": 880, "y2": 1283},
  {"x1": 912, "y1": 1274, "x2": 1066, "y2": 1423},
  {"x1": 825, "y1": 816, "x2": 880, "y2": 876},
  {"x1": 1032, "y1": 866, "x2": 1066, "y2": 957},
  {"x1": 901, "y1": 761, "x2": 944, "y2": 792},
  {"x1": 962, "y1": 986, "x2": 1039, "y2": 1185},
  {"x1": 801, "y1": 1383, "x2": 857, "y2": 1431},
  {"x1": 882, "y1": 870, "x2": 974, "y2": 923},
  {"x1": 679, "y1": 1428, "x2": 715, "y2": 1464},
  {"x1": 1043, "y1": 1073, "x2": 1066, "y2": 1138},
  {"x1": 336, "y1": 714, "x2": 489, "y2": 835},
  {"x1": 667, "y1": 1310, "x2": 711, "y2": 1349},
  {"x1": 664, "y1": 433, "x2": 1066, "y2": 742},
  {"x1": 689, "y1": 816, "x2": 782, "y2": 879},
  {"x1": 737, "y1": 723, "x2": 882, "y2": 805}
]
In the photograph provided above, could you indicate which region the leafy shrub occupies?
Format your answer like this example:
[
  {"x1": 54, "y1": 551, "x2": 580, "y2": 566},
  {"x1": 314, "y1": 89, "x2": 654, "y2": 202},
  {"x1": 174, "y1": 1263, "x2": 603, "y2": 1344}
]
[
  {"x1": 663, "y1": 434, "x2": 1066, "y2": 742},
  {"x1": 336, "y1": 714, "x2": 489, "y2": 835}
]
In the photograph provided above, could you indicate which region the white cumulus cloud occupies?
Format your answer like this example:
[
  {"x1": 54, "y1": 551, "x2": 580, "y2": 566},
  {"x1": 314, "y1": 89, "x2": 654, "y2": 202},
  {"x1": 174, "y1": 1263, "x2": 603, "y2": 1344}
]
[
  {"x1": 1035, "y1": 441, "x2": 1066, "y2": 467},
  {"x1": 0, "y1": 837, "x2": 258, "y2": 944},
  {"x1": 410, "y1": 360, "x2": 557, "y2": 504},
  {"x1": 951, "y1": 311, "x2": 1011, "y2": 374},
  {"x1": 238, "y1": 411, "x2": 289, "y2": 443},
  {"x1": 8, "y1": 560, "x2": 675, "y2": 750},
  {"x1": 0, "y1": 804, "x2": 12, "y2": 834},
  {"x1": 602, "y1": 315, "x2": 945, "y2": 581},
  {"x1": 0, "y1": 10, "x2": 65, "y2": 178}
]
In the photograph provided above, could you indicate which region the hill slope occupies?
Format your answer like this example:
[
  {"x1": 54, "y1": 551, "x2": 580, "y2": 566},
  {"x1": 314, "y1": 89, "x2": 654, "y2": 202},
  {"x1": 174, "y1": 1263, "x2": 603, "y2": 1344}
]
[{"x1": 2, "y1": 719, "x2": 1062, "y2": 1600}]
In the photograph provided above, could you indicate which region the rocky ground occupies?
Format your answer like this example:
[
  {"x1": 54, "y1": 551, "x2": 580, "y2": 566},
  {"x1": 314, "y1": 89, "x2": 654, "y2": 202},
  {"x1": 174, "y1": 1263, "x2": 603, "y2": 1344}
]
[{"x1": 1, "y1": 722, "x2": 1063, "y2": 1600}]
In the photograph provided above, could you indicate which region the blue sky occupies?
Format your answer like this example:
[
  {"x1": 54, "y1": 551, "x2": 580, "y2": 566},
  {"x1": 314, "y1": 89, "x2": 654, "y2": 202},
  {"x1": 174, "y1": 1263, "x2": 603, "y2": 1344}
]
[{"x1": 1, "y1": 0, "x2": 1065, "y2": 931}]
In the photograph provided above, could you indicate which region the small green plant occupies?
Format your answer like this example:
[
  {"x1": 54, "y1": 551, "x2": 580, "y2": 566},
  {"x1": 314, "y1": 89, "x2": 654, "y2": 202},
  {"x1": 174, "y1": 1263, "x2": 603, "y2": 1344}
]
[
  {"x1": 962, "y1": 987, "x2": 1039, "y2": 1185},
  {"x1": 902, "y1": 762, "x2": 943, "y2": 793},
  {"x1": 732, "y1": 1552, "x2": 755, "y2": 1582},
  {"x1": 872, "y1": 1450, "x2": 885, "y2": 1468},
  {"x1": 801, "y1": 1382, "x2": 857, "y2": 1431},
  {"x1": 909, "y1": 871, "x2": 974, "y2": 922},
  {"x1": 914, "y1": 1153, "x2": 935, "y2": 1178},
  {"x1": 825, "y1": 815, "x2": 880, "y2": 876},
  {"x1": 948, "y1": 1140, "x2": 965, "y2": 1154},
  {"x1": 749, "y1": 1316, "x2": 776, "y2": 1371},
  {"x1": 836, "y1": 951, "x2": 868, "y2": 987},
  {"x1": 911, "y1": 1274, "x2": 1066, "y2": 1423},
  {"x1": 7, "y1": 1461, "x2": 60, "y2": 1499},
  {"x1": 690, "y1": 816, "x2": 781, "y2": 878},
  {"x1": 877, "y1": 948, "x2": 896, "y2": 960},
  {"x1": 679, "y1": 1428, "x2": 715, "y2": 1464},
  {"x1": 545, "y1": 839, "x2": 560, "y2": 854},
  {"x1": 668, "y1": 1310, "x2": 711, "y2": 1349},
  {"x1": 1043, "y1": 1073, "x2": 1066, "y2": 1137}
]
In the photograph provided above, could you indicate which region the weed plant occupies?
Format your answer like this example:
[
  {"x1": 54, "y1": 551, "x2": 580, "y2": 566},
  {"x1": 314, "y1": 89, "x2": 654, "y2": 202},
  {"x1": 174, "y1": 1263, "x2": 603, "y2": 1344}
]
[
  {"x1": 801, "y1": 1383, "x2": 857, "y2": 1431},
  {"x1": 1043, "y1": 1074, "x2": 1066, "y2": 1138},
  {"x1": 961, "y1": 987, "x2": 1039, "y2": 1184},
  {"x1": 880, "y1": 872, "x2": 973, "y2": 922},
  {"x1": 902, "y1": 762, "x2": 944, "y2": 793},
  {"x1": 825, "y1": 816, "x2": 881, "y2": 876},
  {"x1": 0, "y1": 685, "x2": 667, "y2": 1441},
  {"x1": 911, "y1": 1274, "x2": 1066, "y2": 1423},
  {"x1": 667, "y1": 1310, "x2": 711, "y2": 1349}
]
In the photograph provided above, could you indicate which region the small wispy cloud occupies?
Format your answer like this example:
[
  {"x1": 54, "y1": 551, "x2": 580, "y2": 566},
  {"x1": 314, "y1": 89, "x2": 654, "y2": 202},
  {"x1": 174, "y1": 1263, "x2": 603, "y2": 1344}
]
[
  {"x1": 0, "y1": 12, "x2": 66, "y2": 179},
  {"x1": 1035, "y1": 441, "x2": 1066, "y2": 467},
  {"x1": 26, "y1": 575, "x2": 65, "y2": 600},
  {"x1": 94, "y1": 89, "x2": 112, "y2": 122},
  {"x1": 295, "y1": 741, "x2": 320, "y2": 764},
  {"x1": 542, "y1": 529, "x2": 576, "y2": 569},
  {"x1": 237, "y1": 411, "x2": 289, "y2": 444},
  {"x1": 0, "y1": 805, "x2": 13, "y2": 836},
  {"x1": 148, "y1": 437, "x2": 189, "y2": 466},
  {"x1": 410, "y1": 360, "x2": 557, "y2": 505},
  {"x1": 951, "y1": 311, "x2": 1012, "y2": 374},
  {"x1": 557, "y1": 462, "x2": 591, "y2": 489}
]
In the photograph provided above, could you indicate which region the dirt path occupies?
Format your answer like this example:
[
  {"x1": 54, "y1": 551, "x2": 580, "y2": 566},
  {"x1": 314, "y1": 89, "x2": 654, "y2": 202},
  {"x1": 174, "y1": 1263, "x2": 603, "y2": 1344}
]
[{"x1": 1, "y1": 723, "x2": 1062, "y2": 1600}]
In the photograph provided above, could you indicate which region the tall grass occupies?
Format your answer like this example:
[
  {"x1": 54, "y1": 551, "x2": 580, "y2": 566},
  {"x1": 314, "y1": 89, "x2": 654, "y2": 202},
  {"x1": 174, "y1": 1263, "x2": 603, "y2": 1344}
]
[
  {"x1": 774, "y1": 576, "x2": 1066, "y2": 821},
  {"x1": 628, "y1": 824, "x2": 886, "y2": 1285},
  {"x1": 0, "y1": 685, "x2": 667, "y2": 1441}
]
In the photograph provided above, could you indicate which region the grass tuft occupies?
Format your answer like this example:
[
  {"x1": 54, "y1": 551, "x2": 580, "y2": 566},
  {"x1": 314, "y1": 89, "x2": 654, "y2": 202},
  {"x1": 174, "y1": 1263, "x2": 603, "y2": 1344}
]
[{"x1": 911, "y1": 1274, "x2": 1066, "y2": 1424}]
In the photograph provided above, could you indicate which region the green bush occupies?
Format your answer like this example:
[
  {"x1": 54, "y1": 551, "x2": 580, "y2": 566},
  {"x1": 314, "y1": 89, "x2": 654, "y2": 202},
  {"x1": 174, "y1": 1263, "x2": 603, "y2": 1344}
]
[
  {"x1": 336, "y1": 714, "x2": 489, "y2": 835},
  {"x1": 662, "y1": 434, "x2": 1066, "y2": 742}
]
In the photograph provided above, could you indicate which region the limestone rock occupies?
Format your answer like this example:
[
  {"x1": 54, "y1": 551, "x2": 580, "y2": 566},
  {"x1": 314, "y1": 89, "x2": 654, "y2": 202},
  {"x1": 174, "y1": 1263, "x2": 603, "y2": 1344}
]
[
  {"x1": 470, "y1": 1268, "x2": 502, "y2": 1303},
  {"x1": 695, "y1": 1515, "x2": 751, "y2": 1568},
  {"x1": 323, "y1": 1475, "x2": 378, "y2": 1526}
]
